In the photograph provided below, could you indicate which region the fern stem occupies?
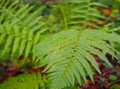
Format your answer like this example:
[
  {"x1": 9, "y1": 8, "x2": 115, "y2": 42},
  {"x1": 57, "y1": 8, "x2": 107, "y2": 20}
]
[
  {"x1": 60, "y1": 6, "x2": 68, "y2": 30},
  {"x1": 77, "y1": 30, "x2": 83, "y2": 41}
]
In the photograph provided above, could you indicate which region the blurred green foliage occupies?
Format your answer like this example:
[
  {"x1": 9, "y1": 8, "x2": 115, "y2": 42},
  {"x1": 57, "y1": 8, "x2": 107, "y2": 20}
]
[{"x1": 94, "y1": 0, "x2": 120, "y2": 9}]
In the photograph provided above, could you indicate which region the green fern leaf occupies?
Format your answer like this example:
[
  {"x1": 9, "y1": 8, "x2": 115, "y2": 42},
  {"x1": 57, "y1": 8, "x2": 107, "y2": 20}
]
[
  {"x1": 0, "y1": 73, "x2": 47, "y2": 89},
  {"x1": 52, "y1": 0, "x2": 106, "y2": 30},
  {"x1": 34, "y1": 29, "x2": 120, "y2": 89},
  {"x1": 0, "y1": 0, "x2": 48, "y2": 59}
]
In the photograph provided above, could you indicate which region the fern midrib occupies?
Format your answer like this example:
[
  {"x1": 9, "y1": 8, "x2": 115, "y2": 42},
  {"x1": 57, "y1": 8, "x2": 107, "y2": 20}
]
[
  {"x1": 51, "y1": 42, "x2": 79, "y2": 88},
  {"x1": 60, "y1": 6, "x2": 68, "y2": 30},
  {"x1": 52, "y1": 56, "x2": 74, "y2": 89},
  {"x1": 82, "y1": 1, "x2": 93, "y2": 29}
]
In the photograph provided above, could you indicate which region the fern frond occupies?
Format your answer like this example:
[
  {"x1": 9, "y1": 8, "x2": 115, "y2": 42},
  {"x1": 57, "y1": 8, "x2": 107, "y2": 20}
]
[
  {"x1": 51, "y1": 0, "x2": 106, "y2": 30},
  {"x1": 67, "y1": 0, "x2": 106, "y2": 30},
  {"x1": 0, "y1": 73, "x2": 47, "y2": 89},
  {"x1": 34, "y1": 29, "x2": 120, "y2": 89},
  {"x1": 0, "y1": 0, "x2": 47, "y2": 59}
]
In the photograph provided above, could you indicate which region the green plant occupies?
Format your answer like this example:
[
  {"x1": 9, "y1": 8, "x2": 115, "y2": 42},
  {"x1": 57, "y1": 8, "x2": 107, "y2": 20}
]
[
  {"x1": 112, "y1": 0, "x2": 120, "y2": 9},
  {"x1": 0, "y1": 73, "x2": 47, "y2": 89},
  {"x1": 94, "y1": 0, "x2": 120, "y2": 9},
  {"x1": 33, "y1": 0, "x2": 120, "y2": 89},
  {"x1": 0, "y1": 0, "x2": 120, "y2": 89},
  {"x1": 0, "y1": 0, "x2": 47, "y2": 60},
  {"x1": 93, "y1": 0, "x2": 113, "y2": 6},
  {"x1": 47, "y1": 0, "x2": 106, "y2": 32},
  {"x1": 34, "y1": 29, "x2": 120, "y2": 89}
]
